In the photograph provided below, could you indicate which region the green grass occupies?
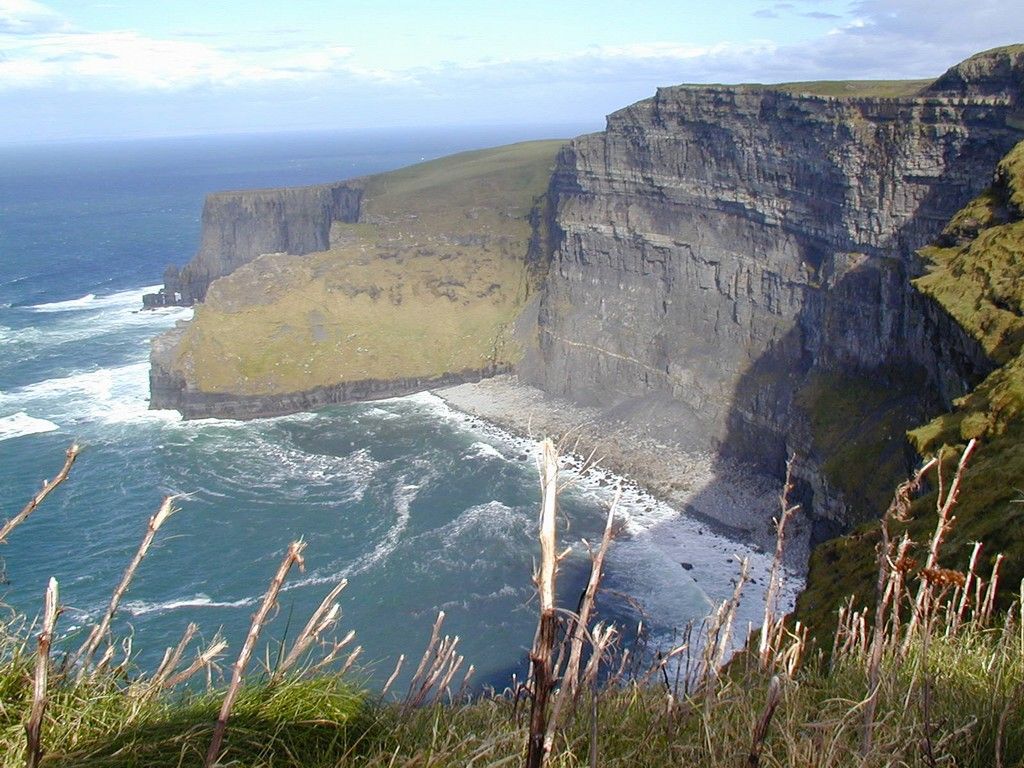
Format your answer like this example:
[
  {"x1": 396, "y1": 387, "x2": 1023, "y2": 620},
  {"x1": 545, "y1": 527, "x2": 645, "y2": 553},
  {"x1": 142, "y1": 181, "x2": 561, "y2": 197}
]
[
  {"x1": 764, "y1": 79, "x2": 935, "y2": 98},
  {"x1": 3, "y1": 610, "x2": 1022, "y2": 767},
  {"x1": 169, "y1": 140, "x2": 564, "y2": 396}
]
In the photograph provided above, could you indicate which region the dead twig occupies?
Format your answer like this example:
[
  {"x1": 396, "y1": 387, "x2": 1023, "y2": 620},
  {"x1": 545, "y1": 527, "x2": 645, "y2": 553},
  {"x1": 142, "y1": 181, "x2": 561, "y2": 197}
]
[
  {"x1": 1, "y1": 444, "x2": 79, "y2": 544},
  {"x1": 74, "y1": 495, "x2": 177, "y2": 675},
  {"x1": 204, "y1": 540, "x2": 306, "y2": 768},
  {"x1": 526, "y1": 438, "x2": 560, "y2": 768},
  {"x1": 25, "y1": 577, "x2": 59, "y2": 768}
]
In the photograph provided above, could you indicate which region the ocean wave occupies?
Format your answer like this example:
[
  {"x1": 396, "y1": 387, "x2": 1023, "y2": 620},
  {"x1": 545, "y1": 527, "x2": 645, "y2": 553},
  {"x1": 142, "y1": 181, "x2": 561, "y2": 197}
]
[
  {"x1": 122, "y1": 593, "x2": 257, "y2": 616},
  {"x1": 0, "y1": 362, "x2": 181, "y2": 427},
  {"x1": 0, "y1": 411, "x2": 59, "y2": 442},
  {"x1": 466, "y1": 441, "x2": 503, "y2": 460},
  {"x1": 29, "y1": 285, "x2": 162, "y2": 313},
  {"x1": 288, "y1": 476, "x2": 419, "y2": 591}
]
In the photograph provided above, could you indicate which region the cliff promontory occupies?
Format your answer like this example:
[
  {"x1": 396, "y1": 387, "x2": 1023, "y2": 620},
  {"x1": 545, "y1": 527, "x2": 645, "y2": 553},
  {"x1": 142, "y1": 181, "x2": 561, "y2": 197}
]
[{"x1": 150, "y1": 141, "x2": 561, "y2": 418}]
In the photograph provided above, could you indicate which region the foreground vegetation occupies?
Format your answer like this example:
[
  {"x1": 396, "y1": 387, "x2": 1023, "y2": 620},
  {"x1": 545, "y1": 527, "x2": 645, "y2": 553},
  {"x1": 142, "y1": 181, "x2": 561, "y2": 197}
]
[{"x1": 1, "y1": 439, "x2": 1022, "y2": 767}]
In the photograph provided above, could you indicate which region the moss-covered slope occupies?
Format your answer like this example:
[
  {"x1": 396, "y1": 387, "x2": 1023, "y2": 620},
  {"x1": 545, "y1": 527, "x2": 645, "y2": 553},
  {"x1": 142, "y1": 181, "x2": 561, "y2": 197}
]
[
  {"x1": 797, "y1": 139, "x2": 1024, "y2": 633},
  {"x1": 161, "y1": 141, "x2": 562, "y2": 399}
]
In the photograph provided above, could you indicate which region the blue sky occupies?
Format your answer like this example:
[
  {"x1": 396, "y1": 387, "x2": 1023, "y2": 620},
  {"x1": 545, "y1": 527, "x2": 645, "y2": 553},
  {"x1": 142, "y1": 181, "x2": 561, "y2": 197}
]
[{"x1": 2, "y1": 0, "x2": 1022, "y2": 143}]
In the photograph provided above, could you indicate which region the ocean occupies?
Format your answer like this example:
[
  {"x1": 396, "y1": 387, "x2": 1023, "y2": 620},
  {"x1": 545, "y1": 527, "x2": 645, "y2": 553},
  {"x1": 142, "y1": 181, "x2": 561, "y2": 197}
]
[{"x1": 0, "y1": 126, "x2": 785, "y2": 691}]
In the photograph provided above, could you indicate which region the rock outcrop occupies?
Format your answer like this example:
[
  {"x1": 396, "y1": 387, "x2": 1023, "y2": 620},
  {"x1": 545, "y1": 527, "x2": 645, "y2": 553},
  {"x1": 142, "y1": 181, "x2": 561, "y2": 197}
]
[
  {"x1": 144, "y1": 182, "x2": 362, "y2": 306},
  {"x1": 149, "y1": 142, "x2": 561, "y2": 416}
]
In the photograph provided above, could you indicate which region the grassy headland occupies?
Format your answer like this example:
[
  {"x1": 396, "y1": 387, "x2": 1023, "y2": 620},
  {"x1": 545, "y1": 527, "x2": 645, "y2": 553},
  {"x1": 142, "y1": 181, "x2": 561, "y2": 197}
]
[{"x1": 167, "y1": 141, "x2": 562, "y2": 396}]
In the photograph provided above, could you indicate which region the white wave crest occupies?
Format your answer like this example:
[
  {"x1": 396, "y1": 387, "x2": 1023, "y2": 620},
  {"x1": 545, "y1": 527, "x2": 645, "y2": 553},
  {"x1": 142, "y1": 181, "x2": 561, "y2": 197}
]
[
  {"x1": 29, "y1": 285, "x2": 162, "y2": 313},
  {"x1": 467, "y1": 441, "x2": 503, "y2": 460},
  {"x1": 0, "y1": 411, "x2": 59, "y2": 442},
  {"x1": 0, "y1": 362, "x2": 181, "y2": 427},
  {"x1": 288, "y1": 477, "x2": 418, "y2": 590},
  {"x1": 122, "y1": 593, "x2": 257, "y2": 616}
]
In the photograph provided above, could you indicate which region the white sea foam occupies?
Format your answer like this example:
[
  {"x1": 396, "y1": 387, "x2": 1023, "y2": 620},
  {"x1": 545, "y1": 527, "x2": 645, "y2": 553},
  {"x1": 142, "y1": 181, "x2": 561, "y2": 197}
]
[
  {"x1": 122, "y1": 593, "x2": 257, "y2": 616},
  {"x1": 399, "y1": 389, "x2": 801, "y2": 654},
  {"x1": 0, "y1": 411, "x2": 59, "y2": 442},
  {"x1": 29, "y1": 285, "x2": 162, "y2": 313},
  {"x1": 0, "y1": 362, "x2": 182, "y2": 428},
  {"x1": 288, "y1": 476, "x2": 419, "y2": 591},
  {"x1": 467, "y1": 441, "x2": 503, "y2": 460}
]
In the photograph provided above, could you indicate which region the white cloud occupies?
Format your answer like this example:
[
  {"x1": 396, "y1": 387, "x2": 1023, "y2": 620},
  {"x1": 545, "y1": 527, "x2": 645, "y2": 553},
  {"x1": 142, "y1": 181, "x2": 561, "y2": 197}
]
[
  {"x1": 0, "y1": 0, "x2": 65, "y2": 35},
  {"x1": 0, "y1": 8, "x2": 371, "y2": 91}
]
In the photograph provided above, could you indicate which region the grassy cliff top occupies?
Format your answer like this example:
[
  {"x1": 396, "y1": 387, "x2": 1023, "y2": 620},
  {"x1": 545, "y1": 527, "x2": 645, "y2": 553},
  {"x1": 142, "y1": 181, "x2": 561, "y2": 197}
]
[
  {"x1": 167, "y1": 140, "x2": 563, "y2": 396},
  {"x1": 765, "y1": 79, "x2": 934, "y2": 98}
]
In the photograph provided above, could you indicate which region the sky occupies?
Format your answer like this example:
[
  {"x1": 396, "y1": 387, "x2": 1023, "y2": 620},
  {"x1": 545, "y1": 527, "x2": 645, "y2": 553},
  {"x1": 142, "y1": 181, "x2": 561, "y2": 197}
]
[{"x1": 1, "y1": 0, "x2": 1022, "y2": 143}]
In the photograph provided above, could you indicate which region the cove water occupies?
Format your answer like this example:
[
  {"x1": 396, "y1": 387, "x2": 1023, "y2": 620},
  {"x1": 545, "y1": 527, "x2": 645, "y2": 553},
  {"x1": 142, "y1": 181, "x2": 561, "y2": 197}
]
[{"x1": 0, "y1": 127, "x2": 783, "y2": 691}]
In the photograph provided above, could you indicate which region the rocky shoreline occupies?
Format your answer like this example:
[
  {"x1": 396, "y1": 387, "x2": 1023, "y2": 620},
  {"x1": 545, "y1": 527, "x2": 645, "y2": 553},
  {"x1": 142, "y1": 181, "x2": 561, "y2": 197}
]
[{"x1": 436, "y1": 374, "x2": 811, "y2": 572}]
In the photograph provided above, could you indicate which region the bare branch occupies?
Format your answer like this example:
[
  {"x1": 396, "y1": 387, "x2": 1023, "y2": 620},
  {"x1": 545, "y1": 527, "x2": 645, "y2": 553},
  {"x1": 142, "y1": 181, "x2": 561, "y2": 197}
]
[{"x1": 1, "y1": 444, "x2": 79, "y2": 545}]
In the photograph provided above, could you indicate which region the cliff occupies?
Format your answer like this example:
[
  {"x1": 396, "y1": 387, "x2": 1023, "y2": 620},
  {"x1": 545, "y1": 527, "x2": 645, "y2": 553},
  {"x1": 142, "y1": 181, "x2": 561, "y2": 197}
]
[
  {"x1": 522, "y1": 45, "x2": 1024, "y2": 541},
  {"x1": 149, "y1": 141, "x2": 562, "y2": 416},
  {"x1": 797, "y1": 135, "x2": 1024, "y2": 629},
  {"x1": 149, "y1": 46, "x2": 1024, "y2": 594},
  {"x1": 145, "y1": 182, "x2": 362, "y2": 306}
]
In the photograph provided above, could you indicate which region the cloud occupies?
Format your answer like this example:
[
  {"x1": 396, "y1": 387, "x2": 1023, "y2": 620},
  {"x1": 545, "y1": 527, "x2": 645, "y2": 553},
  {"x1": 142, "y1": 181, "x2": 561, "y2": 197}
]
[
  {"x1": 0, "y1": 24, "x2": 367, "y2": 90},
  {"x1": 2, "y1": 0, "x2": 1022, "y2": 143},
  {"x1": 0, "y1": 0, "x2": 65, "y2": 34}
]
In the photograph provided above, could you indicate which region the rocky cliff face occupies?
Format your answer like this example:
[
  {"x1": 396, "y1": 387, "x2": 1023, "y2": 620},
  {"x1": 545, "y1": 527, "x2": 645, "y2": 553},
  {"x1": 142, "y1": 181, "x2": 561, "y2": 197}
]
[
  {"x1": 521, "y1": 47, "x2": 1024, "y2": 536},
  {"x1": 156, "y1": 182, "x2": 363, "y2": 305}
]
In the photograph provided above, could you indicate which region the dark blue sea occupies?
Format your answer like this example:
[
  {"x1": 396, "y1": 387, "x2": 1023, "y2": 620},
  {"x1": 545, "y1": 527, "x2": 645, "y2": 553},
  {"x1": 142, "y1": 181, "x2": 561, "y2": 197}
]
[{"x1": 0, "y1": 126, "x2": 782, "y2": 691}]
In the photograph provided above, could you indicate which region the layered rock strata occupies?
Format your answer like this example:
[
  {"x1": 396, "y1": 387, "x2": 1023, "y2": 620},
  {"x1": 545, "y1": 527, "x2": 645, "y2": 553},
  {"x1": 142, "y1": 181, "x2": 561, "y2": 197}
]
[{"x1": 521, "y1": 47, "x2": 1024, "y2": 536}]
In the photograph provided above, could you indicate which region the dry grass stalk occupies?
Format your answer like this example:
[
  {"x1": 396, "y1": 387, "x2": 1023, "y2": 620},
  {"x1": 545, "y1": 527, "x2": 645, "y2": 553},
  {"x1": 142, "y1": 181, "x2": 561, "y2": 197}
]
[
  {"x1": 862, "y1": 458, "x2": 936, "y2": 755},
  {"x1": 982, "y1": 553, "x2": 1004, "y2": 624},
  {"x1": 759, "y1": 457, "x2": 799, "y2": 670},
  {"x1": 163, "y1": 634, "x2": 229, "y2": 690},
  {"x1": 713, "y1": 557, "x2": 751, "y2": 672},
  {"x1": 381, "y1": 654, "x2": 405, "y2": 697},
  {"x1": 273, "y1": 578, "x2": 347, "y2": 681},
  {"x1": 204, "y1": 540, "x2": 306, "y2": 768},
  {"x1": 25, "y1": 577, "x2": 58, "y2": 768},
  {"x1": 404, "y1": 615, "x2": 466, "y2": 707},
  {"x1": 953, "y1": 541, "x2": 983, "y2": 633},
  {"x1": 581, "y1": 623, "x2": 617, "y2": 693},
  {"x1": 526, "y1": 438, "x2": 560, "y2": 768},
  {"x1": 902, "y1": 439, "x2": 976, "y2": 655},
  {"x1": 405, "y1": 611, "x2": 445, "y2": 705},
  {"x1": 339, "y1": 645, "x2": 362, "y2": 677},
  {"x1": 311, "y1": 629, "x2": 357, "y2": 673},
  {"x1": 75, "y1": 495, "x2": 176, "y2": 675},
  {"x1": 151, "y1": 622, "x2": 198, "y2": 690},
  {"x1": 746, "y1": 674, "x2": 783, "y2": 768},
  {"x1": 0, "y1": 444, "x2": 79, "y2": 545},
  {"x1": 548, "y1": 486, "x2": 620, "y2": 741}
]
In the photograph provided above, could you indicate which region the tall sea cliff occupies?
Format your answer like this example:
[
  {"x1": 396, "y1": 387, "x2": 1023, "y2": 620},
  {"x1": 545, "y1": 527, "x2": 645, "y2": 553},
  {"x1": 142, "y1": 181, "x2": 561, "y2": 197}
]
[{"x1": 149, "y1": 46, "x2": 1024, "y2": 617}]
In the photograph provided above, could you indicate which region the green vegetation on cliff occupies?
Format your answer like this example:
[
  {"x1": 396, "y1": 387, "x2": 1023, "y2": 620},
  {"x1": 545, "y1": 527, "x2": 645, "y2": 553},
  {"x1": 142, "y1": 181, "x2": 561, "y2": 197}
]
[
  {"x1": 798, "y1": 139, "x2": 1024, "y2": 633},
  {"x1": 168, "y1": 141, "x2": 562, "y2": 396},
  {"x1": 768, "y1": 79, "x2": 934, "y2": 98}
]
